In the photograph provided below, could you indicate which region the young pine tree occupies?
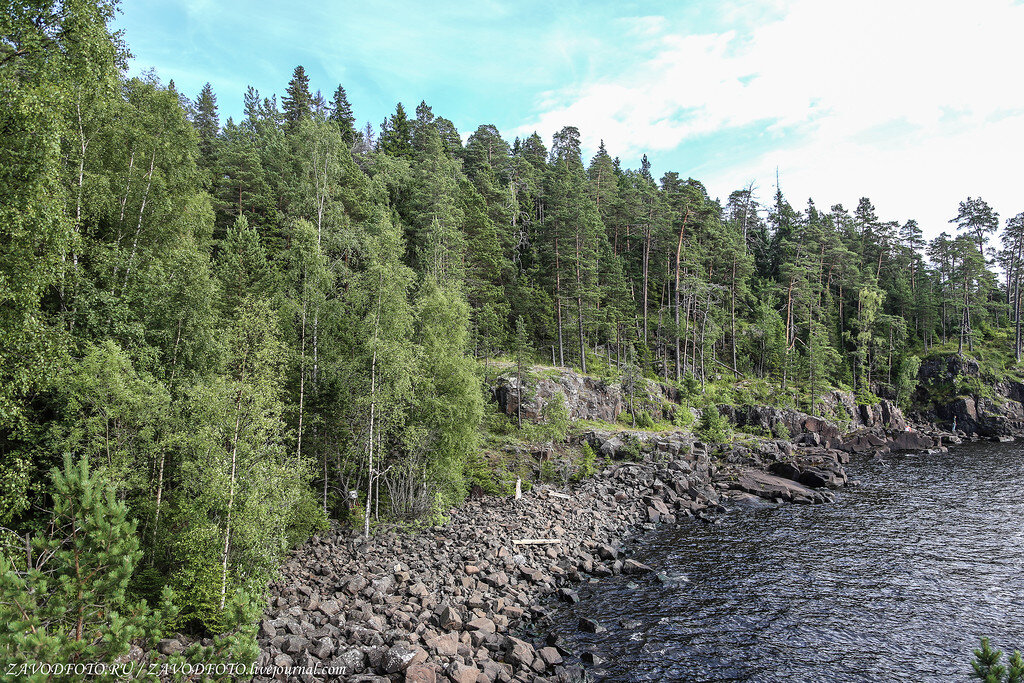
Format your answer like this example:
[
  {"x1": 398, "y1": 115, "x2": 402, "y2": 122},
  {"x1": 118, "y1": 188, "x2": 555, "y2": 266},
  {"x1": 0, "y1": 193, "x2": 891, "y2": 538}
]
[
  {"x1": 0, "y1": 455, "x2": 175, "y2": 673},
  {"x1": 971, "y1": 637, "x2": 1024, "y2": 683}
]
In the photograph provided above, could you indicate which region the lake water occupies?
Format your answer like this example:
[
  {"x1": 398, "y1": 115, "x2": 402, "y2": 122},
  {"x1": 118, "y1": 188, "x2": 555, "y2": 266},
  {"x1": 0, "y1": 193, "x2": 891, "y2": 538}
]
[{"x1": 551, "y1": 441, "x2": 1024, "y2": 682}]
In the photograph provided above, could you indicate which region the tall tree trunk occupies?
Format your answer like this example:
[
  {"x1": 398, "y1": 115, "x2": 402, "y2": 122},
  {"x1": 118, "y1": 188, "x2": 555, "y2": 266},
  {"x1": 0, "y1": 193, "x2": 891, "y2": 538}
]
[
  {"x1": 121, "y1": 145, "x2": 158, "y2": 291},
  {"x1": 642, "y1": 214, "x2": 652, "y2": 346},
  {"x1": 220, "y1": 386, "x2": 244, "y2": 611},
  {"x1": 366, "y1": 283, "x2": 381, "y2": 539},
  {"x1": 575, "y1": 223, "x2": 586, "y2": 374},
  {"x1": 673, "y1": 210, "x2": 689, "y2": 381},
  {"x1": 554, "y1": 236, "x2": 564, "y2": 366},
  {"x1": 297, "y1": 285, "x2": 307, "y2": 462},
  {"x1": 730, "y1": 257, "x2": 738, "y2": 375}
]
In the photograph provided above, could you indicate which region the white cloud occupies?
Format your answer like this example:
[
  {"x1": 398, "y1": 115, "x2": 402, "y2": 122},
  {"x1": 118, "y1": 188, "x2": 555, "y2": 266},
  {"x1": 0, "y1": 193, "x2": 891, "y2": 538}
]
[{"x1": 516, "y1": 0, "x2": 1024, "y2": 237}]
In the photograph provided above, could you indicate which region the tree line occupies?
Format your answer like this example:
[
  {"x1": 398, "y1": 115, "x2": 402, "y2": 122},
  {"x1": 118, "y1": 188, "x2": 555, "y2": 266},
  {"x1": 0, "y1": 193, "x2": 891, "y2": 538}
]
[{"x1": 3, "y1": 0, "x2": 1024, "y2": 651}]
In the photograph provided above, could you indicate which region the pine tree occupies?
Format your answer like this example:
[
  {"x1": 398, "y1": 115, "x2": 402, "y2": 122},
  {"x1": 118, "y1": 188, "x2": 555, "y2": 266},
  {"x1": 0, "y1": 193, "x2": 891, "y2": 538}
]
[
  {"x1": 0, "y1": 455, "x2": 175, "y2": 672},
  {"x1": 971, "y1": 637, "x2": 1024, "y2": 683},
  {"x1": 951, "y1": 196, "x2": 1000, "y2": 259}
]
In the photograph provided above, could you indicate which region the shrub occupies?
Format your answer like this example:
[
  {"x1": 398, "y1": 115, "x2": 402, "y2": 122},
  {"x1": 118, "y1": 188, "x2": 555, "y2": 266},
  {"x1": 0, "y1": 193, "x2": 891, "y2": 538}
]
[
  {"x1": 619, "y1": 437, "x2": 643, "y2": 461},
  {"x1": 464, "y1": 451, "x2": 505, "y2": 495},
  {"x1": 576, "y1": 442, "x2": 597, "y2": 480},
  {"x1": 635, "y1": 410, "x2": 655, "y2": 429},
  {"x1": 541, "y1": 391, "x2": 571, "y2": 442},
  {"x1": 672, "y1": 405, "x2": 695, "y2": 428},
  {"x1": 772, "y1": 420, "x2": 791, "y2": 440},
  {"x1": 695, "y1": 405, "x2": 730, "y2": 444},
  {"x1": 539, "y1": 459, "x2": 558, "y2": 483}
]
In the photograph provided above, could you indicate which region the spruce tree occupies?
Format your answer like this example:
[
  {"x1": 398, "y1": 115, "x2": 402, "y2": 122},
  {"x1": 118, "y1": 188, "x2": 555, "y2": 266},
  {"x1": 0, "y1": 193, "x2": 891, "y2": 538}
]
[
  {"x1": 191, "y1": 82, "x2": 219, "y2": 172},
  {"x1": 282, "y1": 65, "x2": 313, "y2": 131},
  {"x1": 380, "y1": 102, "x2": 414, "y2": 159},
  {"x1": 329, "y1": 84, "x2": 357, "y2": 143}
]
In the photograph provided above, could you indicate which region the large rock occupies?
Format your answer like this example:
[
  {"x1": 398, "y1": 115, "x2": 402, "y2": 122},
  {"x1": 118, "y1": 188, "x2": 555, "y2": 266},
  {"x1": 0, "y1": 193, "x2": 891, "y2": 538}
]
[
  {"x1": 731, "y1": 468, "x2": 819, "y2": 503},
  {"x1": 405, "y1": 664, "x2": 440, "y2": 683},
  {"x1": 381, "y1": 643, "x2": 426, "y2": 674},
  {"x1": 622, "y1": 559, "x2": 653, "y2": 575},
  {"x1": 890, "y1": 430, "x2": 936, "y2": 451},
  {"x1": 492, "y1": 370, "x2": 623, "y2": 422},
  {"x1": 721, "y1": 404, "x2": 842, "y2": 445}
]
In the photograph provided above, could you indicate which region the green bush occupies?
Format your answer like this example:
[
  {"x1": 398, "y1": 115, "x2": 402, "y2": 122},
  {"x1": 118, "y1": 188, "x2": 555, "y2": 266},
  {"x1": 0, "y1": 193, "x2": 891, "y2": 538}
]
[
  {"x1": 576, "y1": 442, "x2": 597, "y2": 480},
  {"x1": 635, "y1": 410, "x2": 655, "y2": 429},
  {"x1": 772, "y1": 420, "x2": 791, "y2": 440},
  {"x1": 695, "y1": 405, "x2": 730, "y2": 444},
  {"x1": 672, "y1": 405, "x2": 695, "y2": 428},
  {"x1": 541, "y1": 391, "x2": 571, "y2": 442},
  {"x1": 539, "y1": 459, "x2": 558, "y2": 483},
  {"x1": 619, "y1": 437, "x2": 643, "y2": 461}
]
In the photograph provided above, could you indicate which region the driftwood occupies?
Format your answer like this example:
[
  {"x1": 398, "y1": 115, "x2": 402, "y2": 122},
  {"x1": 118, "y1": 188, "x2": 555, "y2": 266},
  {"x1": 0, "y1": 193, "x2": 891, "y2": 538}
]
[
  {"x1": 546, "y1": 490, "x2": 570, "y2": 500},
  {"x1": 512, "y1": 539, "x2": 563, "y2": 546}
]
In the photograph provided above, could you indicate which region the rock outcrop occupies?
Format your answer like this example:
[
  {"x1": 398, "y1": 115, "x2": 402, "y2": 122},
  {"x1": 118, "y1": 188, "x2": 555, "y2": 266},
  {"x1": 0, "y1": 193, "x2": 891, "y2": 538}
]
[
  {"x1": 914, "y1": 353, "x2": 1024, "y2": 438},
  {"x1": 491, "y1": 372, "x2": 623, "y2": 423},
  {"x1": 490, "y1": 367, "x2": 682, "y2": 425}
]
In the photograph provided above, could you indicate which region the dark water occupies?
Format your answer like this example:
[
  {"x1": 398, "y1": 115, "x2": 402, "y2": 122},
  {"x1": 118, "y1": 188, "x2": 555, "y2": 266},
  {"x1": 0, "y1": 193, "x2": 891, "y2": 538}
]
[{"x1": 551, "y1": 442, "x2": 1024, "y2": 682}]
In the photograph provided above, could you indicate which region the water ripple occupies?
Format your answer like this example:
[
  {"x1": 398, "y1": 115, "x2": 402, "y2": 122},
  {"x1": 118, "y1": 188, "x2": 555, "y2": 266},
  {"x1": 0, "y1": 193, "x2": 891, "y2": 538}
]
[{"x1": 552, "y1": 442, "x2": 1024, "y2": 682}]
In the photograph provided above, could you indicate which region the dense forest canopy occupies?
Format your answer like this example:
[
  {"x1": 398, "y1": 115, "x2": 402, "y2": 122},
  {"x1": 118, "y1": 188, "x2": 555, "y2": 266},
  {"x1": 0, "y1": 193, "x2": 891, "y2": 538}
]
[{"x1": 3, "y1": 0, "x2": 1024, "y2": 664}]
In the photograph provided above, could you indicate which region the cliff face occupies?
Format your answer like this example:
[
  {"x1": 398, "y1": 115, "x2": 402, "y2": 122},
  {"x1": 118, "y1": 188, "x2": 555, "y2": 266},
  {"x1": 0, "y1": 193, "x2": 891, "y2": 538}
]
[
  {"x1": 491, "y1": 372, "x2": 622, "y2": 422},
  {"x1": 491, "y1": 368, "x2": 675, "y2": 424},
  {"x1": 913, "y1": 354, "x2": 1024, "y2": 438}
]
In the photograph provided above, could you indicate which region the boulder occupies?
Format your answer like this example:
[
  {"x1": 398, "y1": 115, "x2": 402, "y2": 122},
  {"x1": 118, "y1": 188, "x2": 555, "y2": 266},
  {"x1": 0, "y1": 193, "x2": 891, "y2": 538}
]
[
  {"x1": 732, "y1": 468, "x2": 818, "y2": 503},
  {"x1": 157, "y1": 639, "x2": 183, "y2": 656},
  {"x1": 466, "y1": 616, "x2": 496, "y2": 634},
  {"x1": 890, "y1": 430, "x2": 936, "y2": 451},
  {"x1": 622, "y1": 559, "x2": 653, "y2": 575},
  {"x1": 381, "y1": 643, "x2": 426, "y2": 674},
  {"x1": 405, "y1": 663, "x2": 440, "y2": 683}
]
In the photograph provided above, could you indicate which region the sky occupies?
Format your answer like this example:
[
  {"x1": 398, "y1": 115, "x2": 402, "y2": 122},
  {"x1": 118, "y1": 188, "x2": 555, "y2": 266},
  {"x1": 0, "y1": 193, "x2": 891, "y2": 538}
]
[{"x1": 115, "y1": 0, "x2": 1024, "y2": 239}]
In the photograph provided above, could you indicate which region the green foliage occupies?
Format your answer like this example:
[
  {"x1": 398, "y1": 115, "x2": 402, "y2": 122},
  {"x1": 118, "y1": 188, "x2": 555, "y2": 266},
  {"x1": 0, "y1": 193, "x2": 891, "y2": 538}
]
[
  {"x1": 0, "y1": 455, "x2": 174, "y2": 674},
  {"x1": 576, "y1": 442, "x2": 597, "y2": 480},
  {"x1": 895, "y1": 355, "x2": 922, "y2": 408},
  {"x1": 635, "y1": 410, "x2": 656, "y2": 429},
  {"x1": 672, "y1": 405, "x2": 695, "y2": 428},
  {"x1": 619, "y1": 437, "x2": 643, "y2": 462},
  {"x1": 7, "y1": 0, "x2": 1024, "y2": 657},
  {"x1": 971, "y1": 637, "x2": 1024, "y2": 683},
  {"x1": 409, "y1": 276, "x2": 484, "y2": 510},
  {"x1": 695, "y1": 405, "x2": 730, "y2": 444},
  {"x1": 772, "y1": 420, "x2": 791, "y2": 440},
  {"x1": 463, "y1": 451, "x2": 509, "y2": 496},
  {"x1": 539, "y1": 459, "x2": 559, "y2": 483},
  {"x1": 540, "y1": 391, "x2": 571, "y2": 443}
]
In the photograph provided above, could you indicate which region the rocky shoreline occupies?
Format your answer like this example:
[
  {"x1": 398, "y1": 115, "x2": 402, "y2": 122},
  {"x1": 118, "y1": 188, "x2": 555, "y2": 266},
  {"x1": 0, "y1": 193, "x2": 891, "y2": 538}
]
[{"x1": 243, "y1": 398, "x2": 969, "y2": 683}]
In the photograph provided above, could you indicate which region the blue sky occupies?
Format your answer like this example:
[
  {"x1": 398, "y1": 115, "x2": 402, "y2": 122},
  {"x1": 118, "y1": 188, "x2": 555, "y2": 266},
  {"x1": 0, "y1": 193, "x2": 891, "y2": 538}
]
[{"x1": 116, "y1": 0, "x2": 1024, "y2": 238}]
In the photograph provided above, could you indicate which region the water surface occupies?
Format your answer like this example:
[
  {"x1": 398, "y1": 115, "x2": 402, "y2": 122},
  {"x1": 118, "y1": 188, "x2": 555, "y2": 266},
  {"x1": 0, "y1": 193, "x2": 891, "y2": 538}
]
[{"x1": 552, "y1": 442, "x2": 1024, "y2": 682}]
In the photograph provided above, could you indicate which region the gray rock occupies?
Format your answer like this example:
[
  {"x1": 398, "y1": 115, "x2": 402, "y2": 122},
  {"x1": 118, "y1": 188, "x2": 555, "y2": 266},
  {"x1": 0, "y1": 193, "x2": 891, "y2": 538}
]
[{"x1": 157, "y1": 639, "x2": 183, "y2": 656}]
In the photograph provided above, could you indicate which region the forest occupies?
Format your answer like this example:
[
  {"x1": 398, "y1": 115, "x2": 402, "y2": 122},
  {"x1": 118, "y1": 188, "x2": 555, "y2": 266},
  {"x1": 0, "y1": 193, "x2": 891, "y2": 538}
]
[{"x1": 3, "y1": 0, "x2": 1024, "y2": 667}]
